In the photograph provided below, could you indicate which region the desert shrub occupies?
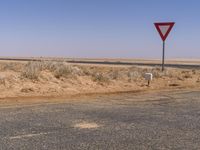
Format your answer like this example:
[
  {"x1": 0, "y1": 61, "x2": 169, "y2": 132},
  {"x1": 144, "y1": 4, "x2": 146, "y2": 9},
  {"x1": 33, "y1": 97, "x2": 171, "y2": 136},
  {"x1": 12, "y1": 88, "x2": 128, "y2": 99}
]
[
  {"x1": 1, "y1": 63, "x2": 16, "y2": 71},
  {"x1": 128, "y1": 66, "x2": 140, "y2": 71},
  {"x1": 38, "y1": 61, "x2": 59, "y2": 71},
  {"x1": 53, "y1": 64, "x2": 83, "y2": 78},
  {"x1": 127, "y1": 71, "x2": 141, "y2": 81},
  {"x1": 37, "y1": 61, "x2": 84, "y2": 76},
  {"x1": 183, "y1": 73, "x2": 192, "y2": 79},
  {"x1": 21, "y1": 61, "x2": 84, "y2": 79},
  {"x1": 22, "y1": 61, "x2": 66, "y2": 72},
  {"x1": 92, "y1": 73, "x2": 110, "y2": 83},
  {"x1": 192, "y1": 69, "x2": 196, "y2": 75},
  {"x1": 21, "y1": 87, "x2": 34, "y2": 93},
  {"x1": 0, "y1": 75, "x2": 6, "y2": 85},
  {"x1": 150, "y1": 67, "x2": 165, "y2": 78},
  {"x1": 78, "y1": 66, "x2": 92, "y2": 76},
  {"x1": 0, "y1": 62, "x2": 24, "y2": 72},
  {"x1": 71, "y1": 66, "x2": 84, "y2": 76},
  {"x1": 128, "y1": 66, "x2": 177, "y2": 79},
  {"x1": 21, "y1": 61, "x2": 40, "y2": 80},
  {"x1": 142, "y1": 67, "x2": 175, "y2": 78},
  {"x1": 108, "y1": 70, "x2": 124, "y2": 80},
  {"x1": 109, "y1": 72, "x2": 117, "y2": 80}
]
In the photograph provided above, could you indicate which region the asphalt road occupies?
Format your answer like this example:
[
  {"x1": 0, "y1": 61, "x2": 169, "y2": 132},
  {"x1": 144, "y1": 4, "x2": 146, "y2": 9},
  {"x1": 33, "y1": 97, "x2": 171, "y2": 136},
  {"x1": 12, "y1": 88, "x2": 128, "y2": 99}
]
[
  {"x1": 67, "y1": 60, "x2": 200, "y2": 69},
  {"x1": 0, "y1": 57, "x2": 200, "y2": 69},
  {"x1": 0, "y1": 90, "x2": 200, "y2": 150}
]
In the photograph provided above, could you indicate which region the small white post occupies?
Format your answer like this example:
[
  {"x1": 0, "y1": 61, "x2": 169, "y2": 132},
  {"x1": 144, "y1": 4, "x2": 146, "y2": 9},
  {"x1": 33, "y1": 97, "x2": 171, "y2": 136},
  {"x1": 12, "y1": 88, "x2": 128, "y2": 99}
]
[{"x1": 144, "y1": 73, "x2": 153, "y2": 86}]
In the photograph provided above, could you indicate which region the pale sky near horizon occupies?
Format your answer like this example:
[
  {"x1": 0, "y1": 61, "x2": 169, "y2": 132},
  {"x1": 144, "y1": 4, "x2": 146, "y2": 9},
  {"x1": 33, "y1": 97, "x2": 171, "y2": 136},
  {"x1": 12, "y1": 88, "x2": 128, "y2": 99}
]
[{"x1": 0, "y1": 0, "x2": 200, "y2": 59}]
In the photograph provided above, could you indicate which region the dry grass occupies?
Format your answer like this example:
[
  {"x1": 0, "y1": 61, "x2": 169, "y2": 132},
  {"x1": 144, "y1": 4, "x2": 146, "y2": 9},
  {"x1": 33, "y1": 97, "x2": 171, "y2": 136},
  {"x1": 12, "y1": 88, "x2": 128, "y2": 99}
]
[
  {"x1": 20, "y1": 61, "x2": 83, "y2": 80},
  {"x1": 0, "y1": 62, "x2": 24, "y2": 72},
  {"x1": 0, "y1": 75, "x2": 6, "y2": 85},
  {"x1": 3, "y1": 61, "x2": 197, "y2": 83},
  {"x1": 54, "y1": 64, "x2": 79, "y2": 78},
  {"x1": 0, "y1": 60, "x2": 199, "y2": 99},
  {"x1": 92, "y1": 73, "x2": 110, "y2": 83},
  {"x1": 21, "y1": 62, "x2": 41, "y2": 80}
]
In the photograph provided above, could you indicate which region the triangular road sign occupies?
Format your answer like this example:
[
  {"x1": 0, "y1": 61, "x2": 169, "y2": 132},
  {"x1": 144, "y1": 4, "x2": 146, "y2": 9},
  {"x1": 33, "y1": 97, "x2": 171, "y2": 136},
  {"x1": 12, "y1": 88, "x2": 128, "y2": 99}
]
[{"x1": 154, "y1": 22, "x2": 175, "y2": 41}]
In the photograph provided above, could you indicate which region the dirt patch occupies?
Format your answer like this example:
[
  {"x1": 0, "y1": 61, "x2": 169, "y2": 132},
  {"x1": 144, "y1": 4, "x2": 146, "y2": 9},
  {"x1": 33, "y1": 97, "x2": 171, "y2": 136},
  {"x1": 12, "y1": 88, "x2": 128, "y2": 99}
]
[{"x1": 74, "y1": 122, "x2": 100, "y2": 129}]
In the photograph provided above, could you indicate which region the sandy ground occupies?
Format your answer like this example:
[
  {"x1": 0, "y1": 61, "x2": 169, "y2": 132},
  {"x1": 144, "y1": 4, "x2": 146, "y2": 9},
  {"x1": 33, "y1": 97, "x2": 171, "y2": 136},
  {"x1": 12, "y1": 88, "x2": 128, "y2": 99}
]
[{"x1": 0, "y1": 60, "x2": 199, "y2": 100}]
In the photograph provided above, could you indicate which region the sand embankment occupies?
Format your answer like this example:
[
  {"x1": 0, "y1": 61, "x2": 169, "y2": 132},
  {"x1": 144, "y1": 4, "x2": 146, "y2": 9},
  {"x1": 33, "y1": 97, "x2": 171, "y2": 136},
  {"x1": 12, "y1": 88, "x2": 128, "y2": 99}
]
[{"x1": 0, "y1": 60, "x2": 199, "y2": 100}]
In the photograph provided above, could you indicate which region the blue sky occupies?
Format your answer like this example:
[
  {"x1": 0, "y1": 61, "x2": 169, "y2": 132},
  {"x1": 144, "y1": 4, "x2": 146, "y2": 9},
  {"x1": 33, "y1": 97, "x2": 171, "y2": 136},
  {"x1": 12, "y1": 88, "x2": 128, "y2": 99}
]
[{"x1": 0, "y1": 0, "x2": 199, "y2": 58}]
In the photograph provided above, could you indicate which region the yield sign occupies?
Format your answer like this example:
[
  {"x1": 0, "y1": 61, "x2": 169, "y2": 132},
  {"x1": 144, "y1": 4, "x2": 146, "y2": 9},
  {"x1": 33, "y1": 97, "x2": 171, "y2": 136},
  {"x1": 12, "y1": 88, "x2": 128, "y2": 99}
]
[{"x1": 154, "y1": 22, "x2": 175, "y2": 41}]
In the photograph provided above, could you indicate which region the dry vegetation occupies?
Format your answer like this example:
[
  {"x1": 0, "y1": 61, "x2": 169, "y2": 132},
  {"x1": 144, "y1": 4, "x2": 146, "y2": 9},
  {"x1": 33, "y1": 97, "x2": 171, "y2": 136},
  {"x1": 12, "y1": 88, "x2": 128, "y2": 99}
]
[{"x1": 0, "y1": 60, "x2": 199, "y2": 99}]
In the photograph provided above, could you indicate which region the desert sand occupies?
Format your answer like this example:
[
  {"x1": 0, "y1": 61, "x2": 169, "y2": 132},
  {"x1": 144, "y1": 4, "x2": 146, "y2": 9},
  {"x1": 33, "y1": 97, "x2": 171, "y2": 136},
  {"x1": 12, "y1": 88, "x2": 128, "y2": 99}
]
[{"x1": 0, "y1": 60, "x2": 199, "y2": 101}]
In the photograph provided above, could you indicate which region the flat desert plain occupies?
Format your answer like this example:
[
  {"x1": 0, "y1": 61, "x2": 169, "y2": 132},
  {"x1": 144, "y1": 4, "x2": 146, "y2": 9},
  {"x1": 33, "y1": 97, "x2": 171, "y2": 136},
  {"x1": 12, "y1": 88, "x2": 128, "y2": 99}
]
[{"x1": 0, "y1": 59, "x2": 199, "y2": 100}]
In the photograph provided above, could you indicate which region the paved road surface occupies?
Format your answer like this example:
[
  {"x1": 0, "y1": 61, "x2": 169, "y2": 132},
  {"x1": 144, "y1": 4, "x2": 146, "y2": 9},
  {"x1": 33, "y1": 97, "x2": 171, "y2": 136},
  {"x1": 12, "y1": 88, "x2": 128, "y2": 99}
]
[
  {"x1": 0, "y1": 90, "x2": 200, "y2": 149},
  {"x1": 67, "y1": 60, "x2": 200, "y2": 69},
  {"x1": 0, "y1": 57, "x2": 200, "y2": 69}
]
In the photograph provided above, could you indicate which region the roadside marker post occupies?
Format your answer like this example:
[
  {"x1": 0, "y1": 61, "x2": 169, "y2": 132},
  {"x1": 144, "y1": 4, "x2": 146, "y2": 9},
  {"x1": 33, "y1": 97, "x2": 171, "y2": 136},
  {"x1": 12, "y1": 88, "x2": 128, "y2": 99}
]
[
  {"x1": 154, "y1": 22, "x2": 175, "y2": 71},
  {"x1": 144, "y1": 73, "x2": 153, "y2": 86}
]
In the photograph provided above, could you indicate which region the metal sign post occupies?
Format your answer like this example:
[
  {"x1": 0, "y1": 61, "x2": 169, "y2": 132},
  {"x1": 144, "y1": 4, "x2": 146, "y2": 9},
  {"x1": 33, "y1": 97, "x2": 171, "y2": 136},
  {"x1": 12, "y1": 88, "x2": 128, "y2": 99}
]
[
  {"x1": 162, "y1": 41, "x2": 165, "y2": 71},
  {"x1": 154, "y1": 22, "x2": 175, "y2": 71}
]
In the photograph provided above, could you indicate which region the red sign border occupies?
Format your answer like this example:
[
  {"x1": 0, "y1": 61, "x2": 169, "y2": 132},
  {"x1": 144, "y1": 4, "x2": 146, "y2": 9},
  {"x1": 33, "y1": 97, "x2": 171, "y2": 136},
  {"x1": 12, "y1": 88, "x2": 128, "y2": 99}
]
[{"x1": 154, "y1": 22, "x2": 175, "y2": 41}]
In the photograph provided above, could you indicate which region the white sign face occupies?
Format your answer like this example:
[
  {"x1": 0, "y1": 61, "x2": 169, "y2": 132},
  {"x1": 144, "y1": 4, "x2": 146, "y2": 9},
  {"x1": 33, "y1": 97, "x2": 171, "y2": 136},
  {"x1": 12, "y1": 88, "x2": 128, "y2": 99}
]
[
  {"x1": 159, "y1": 25, "x2": 171, "y2": 37},
  {"x1": 144, "y1": 73, "x2": 153, "y2": 81},
  {"x1": 154, "y1": 22, "x2": 175, "y2": 41}
]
